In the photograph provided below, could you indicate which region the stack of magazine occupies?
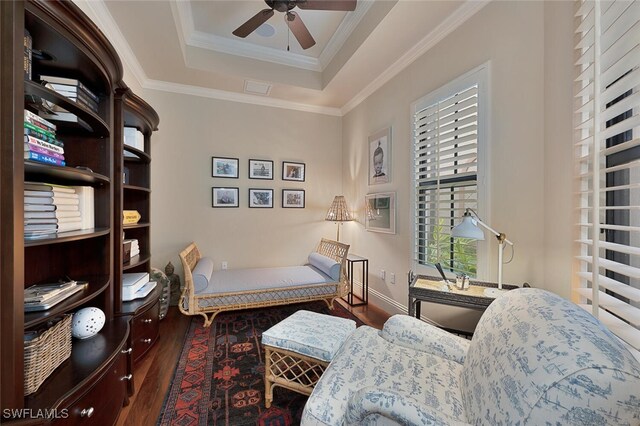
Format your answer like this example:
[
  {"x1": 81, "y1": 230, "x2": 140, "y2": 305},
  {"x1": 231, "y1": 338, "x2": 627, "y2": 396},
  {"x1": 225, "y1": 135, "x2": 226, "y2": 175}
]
[{"x1": 24, "y1": 279, "x2": 87, "y2": 312}]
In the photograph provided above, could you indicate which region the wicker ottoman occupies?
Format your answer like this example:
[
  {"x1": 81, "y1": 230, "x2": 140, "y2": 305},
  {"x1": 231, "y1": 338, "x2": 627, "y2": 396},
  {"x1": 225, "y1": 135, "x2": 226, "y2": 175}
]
[{"x1": 261, "y1": 310, "x2": 356, "y2": 408}]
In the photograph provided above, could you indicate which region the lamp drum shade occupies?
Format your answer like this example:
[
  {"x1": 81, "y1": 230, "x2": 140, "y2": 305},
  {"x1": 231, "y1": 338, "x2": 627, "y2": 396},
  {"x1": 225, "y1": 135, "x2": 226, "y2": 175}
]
[{"x1": 325, "y1": 196, "x2": 352, "y2": 222}]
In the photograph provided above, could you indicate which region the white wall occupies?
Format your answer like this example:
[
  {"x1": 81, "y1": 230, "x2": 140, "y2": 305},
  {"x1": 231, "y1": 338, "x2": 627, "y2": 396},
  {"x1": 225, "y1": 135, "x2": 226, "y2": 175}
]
[
  {"x1": 341, "y1": 1, "x2": 548, "y2": 331},
  {"x1": 543, "y1": 1, "x2": 575, "y2": 300},
  {"x1": 144, "y1": 91, "x2": 343, "y2": 274}
]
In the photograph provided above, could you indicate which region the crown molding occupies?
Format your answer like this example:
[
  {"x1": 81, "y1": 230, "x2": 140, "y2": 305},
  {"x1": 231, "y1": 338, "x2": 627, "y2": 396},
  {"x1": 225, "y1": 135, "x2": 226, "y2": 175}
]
[
  {"x1": 188, "y1": 30, "x2": 322, "y2": 72},
  {"x1": 340, "y1": 0, "x2": 491, "y2": 115},
  {"x1": 143, "y1": 79, "x2": 342, "y2": 116},
  {"x1": 73, "y1": 0, "x2": 147, "y2": 89},
  {"x1": 318, "y1": 0, "x2": 373, "y2": 69}
]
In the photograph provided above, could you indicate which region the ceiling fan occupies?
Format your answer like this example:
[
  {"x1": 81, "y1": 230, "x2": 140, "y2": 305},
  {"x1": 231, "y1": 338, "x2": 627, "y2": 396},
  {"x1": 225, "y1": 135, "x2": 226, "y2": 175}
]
[{"x1": 232, "y1": 0, "x2": 357, "y2": 50}]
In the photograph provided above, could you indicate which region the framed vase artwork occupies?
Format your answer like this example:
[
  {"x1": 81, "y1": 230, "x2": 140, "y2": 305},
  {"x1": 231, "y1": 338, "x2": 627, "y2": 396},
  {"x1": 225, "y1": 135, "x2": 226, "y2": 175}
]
[
  {"x1": 282, "y1": 161, "x2": 305, "y2": 181},
  {"x1": 212, "y1": 157, "x2": 239, "y2": 178},
  {"x1": 248, "y1": 188, "x2": 274, "y2": 208},
  {"x1": 365, "y1": 192, "x2": 396, "y2": 234},
  {"x1": 368, "y1": 127, "x2": 391, "y2": 185},
  {"x1": 212, "y1": 187, "x2": 239, "y2": 207}
]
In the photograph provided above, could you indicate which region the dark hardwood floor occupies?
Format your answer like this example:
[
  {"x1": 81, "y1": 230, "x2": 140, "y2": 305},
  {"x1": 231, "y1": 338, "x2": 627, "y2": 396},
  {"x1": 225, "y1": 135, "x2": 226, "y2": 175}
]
[{"x1": 116, "y1": 299, "x2": 391, "y2": 425}]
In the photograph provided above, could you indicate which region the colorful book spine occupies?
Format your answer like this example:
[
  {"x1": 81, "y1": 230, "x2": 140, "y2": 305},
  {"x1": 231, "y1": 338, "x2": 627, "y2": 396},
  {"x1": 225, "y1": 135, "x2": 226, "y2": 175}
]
[
  {"x1": 24, "y1": 109, "x2": 56, "y2": 133},
  {"x1": 24, "y1": 123, "x2": 59, "y2": 145},
  {"x1": 24, "y1": 151, "x2": 66, "y2": 166},
  {"x1": 24, "y1": 135, "x2": 64, "y2": 154},
  {"x1": 24, "y1": 143, "x2": 65, "y2": 161}
]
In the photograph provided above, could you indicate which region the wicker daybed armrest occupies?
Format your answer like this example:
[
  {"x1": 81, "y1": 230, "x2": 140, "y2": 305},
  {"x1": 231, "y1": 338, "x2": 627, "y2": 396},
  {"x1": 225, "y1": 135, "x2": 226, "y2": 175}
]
[
  {"x1": 315, "y1": 238, "x2": 350, "y2": 297},
  {"x1": 178, "y1": 242, "x2": 201, "y2": 314}
]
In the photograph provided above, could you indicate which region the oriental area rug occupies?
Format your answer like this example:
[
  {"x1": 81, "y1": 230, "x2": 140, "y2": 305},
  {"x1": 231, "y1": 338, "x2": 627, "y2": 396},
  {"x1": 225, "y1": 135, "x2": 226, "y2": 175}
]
[{"x1": 157, "y1": 301, "x2": 363, "y2": 426}]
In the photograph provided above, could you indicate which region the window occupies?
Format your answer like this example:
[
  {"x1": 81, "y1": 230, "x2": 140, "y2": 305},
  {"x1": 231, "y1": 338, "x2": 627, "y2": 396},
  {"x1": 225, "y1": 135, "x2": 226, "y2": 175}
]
[
  {"x1": 412, "y1": 65, "x2": 488, "y2": 277},
  {"x1": 574, "y1": 0, "x2": 640, "y2": 352}
]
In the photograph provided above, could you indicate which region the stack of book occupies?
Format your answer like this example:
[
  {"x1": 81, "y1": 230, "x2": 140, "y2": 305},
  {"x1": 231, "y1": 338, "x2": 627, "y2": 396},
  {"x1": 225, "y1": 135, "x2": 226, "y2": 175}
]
[
  {"x1": 24, "y1": 109, "x2": 65, "y2": 167},
  {"x1": 24, "y1": 182, "x2": 83, "y2": 239},
  {"x1": 39, "y1": 75, "x2": 99, "y2": 114},
  {"x1": 24, "y1": 279, "x2": 88, "y2": 312}
]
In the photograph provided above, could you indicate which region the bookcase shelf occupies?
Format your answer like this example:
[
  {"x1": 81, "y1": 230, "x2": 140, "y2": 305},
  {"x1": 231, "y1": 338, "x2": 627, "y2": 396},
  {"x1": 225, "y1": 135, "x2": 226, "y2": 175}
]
[
  {"x1": 123, "y1": 146, "x2": 151, "y2": 163},
  {"x1": 24, "y1": 161, "x2": 110, "y2": 184},
  {"x1": 24, "y1": 227, "x2": 110, "y2": 247},
  {"x1": 124, "y1": 184, "x2": 151, "y2": 193},
  {"x1": 25, "y1": 80, "x2": 109, "y2": 137},
  {"x1": 24, "y1": 276, "x2": 110, "y2": 328},
  {"x1": 123, "y1": 222, "x2": 150, "y2": 230},
  {"x1": 123, "y1": 253, "x2": 151, "y2": 270}
]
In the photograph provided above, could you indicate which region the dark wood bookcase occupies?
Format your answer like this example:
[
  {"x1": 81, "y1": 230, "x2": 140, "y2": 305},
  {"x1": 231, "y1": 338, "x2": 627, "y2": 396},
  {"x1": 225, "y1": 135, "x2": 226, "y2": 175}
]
[
  {"x1": 0, "y1": 1, "x2": 158, "y2": 422},
  {"x1": 113, "y1": 88, "x2": 160, "y2": 395}
]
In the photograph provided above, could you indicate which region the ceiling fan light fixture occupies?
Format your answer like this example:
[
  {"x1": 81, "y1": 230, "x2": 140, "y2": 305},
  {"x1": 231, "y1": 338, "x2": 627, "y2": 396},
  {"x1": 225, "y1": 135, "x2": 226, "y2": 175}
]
[{"x1": 255, "y1": 23, "x2": 276, "y2": 37}]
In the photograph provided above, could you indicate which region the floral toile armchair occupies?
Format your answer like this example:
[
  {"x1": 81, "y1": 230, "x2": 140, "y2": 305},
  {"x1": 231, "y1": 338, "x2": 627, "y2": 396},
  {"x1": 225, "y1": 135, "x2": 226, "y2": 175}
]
[{"x1": 301, "y1": 288, "x2": 640, "y2": 425}]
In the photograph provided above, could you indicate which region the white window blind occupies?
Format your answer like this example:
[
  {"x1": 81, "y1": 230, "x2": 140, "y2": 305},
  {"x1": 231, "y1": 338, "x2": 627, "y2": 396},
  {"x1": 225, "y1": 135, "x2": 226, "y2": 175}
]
[
  {"x1": 413, "y1": 67, "x2": 487, "y2": 277},
  {"x1": 574, "y1": 0, "x2": 640, "y2": 352}
]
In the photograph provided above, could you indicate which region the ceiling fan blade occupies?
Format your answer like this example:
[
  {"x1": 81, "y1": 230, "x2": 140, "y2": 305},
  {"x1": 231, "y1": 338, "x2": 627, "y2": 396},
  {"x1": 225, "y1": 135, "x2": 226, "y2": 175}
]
[
  {"x1": 232, "y1": 9, "x2": 274, "y2": 38},
  {"x1": 297, "y1": 0, "x2": 357, "y2": 11},
  {"x1": 286, "y1": 11, "x2": 316, "y2": 49}
]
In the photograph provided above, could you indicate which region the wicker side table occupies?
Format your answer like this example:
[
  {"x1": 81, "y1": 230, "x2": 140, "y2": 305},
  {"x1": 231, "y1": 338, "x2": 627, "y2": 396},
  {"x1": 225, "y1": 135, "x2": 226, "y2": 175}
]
[{"x1": 261, "y1": 310, "x2": 356, "y2": 408}]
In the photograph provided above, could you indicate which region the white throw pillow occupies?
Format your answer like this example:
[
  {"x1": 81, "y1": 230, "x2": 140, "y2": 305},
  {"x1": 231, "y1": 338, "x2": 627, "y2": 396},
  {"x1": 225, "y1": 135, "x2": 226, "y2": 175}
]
[{"x1": 308, "y1": 252, "x2": 341, "y2": 281}]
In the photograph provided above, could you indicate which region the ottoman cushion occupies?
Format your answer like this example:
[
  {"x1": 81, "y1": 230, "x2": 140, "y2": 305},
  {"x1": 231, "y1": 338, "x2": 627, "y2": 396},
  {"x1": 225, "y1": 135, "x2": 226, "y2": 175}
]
[{"x1": 262, "y1": 310, "x2": 356, "y2": 362}]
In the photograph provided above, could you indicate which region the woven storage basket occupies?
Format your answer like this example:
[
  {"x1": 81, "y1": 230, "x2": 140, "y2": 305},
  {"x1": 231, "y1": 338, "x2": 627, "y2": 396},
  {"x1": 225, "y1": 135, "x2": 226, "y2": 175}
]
[{"x1": 23, "y1": 314, "x2": 72, "y2": 396}]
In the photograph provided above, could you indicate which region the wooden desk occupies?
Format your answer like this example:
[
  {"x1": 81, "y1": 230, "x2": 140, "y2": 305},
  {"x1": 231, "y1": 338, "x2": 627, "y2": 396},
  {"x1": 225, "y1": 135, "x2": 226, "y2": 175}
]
[{"x1": 408, "y1": 275, "x2": 518, "y2": 319}]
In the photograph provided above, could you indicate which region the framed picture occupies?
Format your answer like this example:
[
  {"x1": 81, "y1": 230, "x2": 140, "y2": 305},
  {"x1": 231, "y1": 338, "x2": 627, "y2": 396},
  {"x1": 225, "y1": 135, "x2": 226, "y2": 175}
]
[
  {"x1": 248, "y1": 188, "x2": 274, "y2": 208},
  {"x1": 212, "y1": 157, "x2": 239, "y2": 178},
  {"x1": 248, "y1": 159, "x2": 273, "y2": 180},
  {"x1": 212, "y1": 187, "x2": 239, "y2": 207},
  {"x1": 368, "y1": 127, "x2": 391, "y2": 185},
  {"x1": 282, "y1": 189, "x2": 305, "y2": 208},
  {"x1": 282, "y1": 161, "x2": 305, "y2": 181},
  {"x1": 365, "y1": 192, "x2": 396, "y2": 234}
]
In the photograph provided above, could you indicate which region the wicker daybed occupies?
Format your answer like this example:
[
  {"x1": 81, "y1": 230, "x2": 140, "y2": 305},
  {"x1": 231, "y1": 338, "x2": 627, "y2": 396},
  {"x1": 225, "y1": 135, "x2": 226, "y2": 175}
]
[{"x1": 178, "y1": 239, "x2": 350, "y2": 327}]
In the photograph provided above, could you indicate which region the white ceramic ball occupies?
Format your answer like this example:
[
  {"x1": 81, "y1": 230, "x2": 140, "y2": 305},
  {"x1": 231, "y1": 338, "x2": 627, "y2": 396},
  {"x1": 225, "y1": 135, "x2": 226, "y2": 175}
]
[{"x1": 71, "y1": 307, "x2": 105, "y2": 339}]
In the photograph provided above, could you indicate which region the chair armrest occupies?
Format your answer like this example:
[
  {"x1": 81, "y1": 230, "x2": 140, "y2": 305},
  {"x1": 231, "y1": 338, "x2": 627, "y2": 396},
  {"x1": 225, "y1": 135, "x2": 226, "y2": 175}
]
[
  {"x1": 346, "y1": 388, "x2": 470, "y2": 425},
  {"x1": 379, "y1": 315, "x2": 470, "y2": 364}
]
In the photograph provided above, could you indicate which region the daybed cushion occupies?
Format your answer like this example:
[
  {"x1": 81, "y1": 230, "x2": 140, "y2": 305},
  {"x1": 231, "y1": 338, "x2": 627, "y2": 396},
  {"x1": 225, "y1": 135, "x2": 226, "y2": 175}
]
[
  {"x1": 195, "y1": 265, "x2": 335, "y2": 295},
  {"x1": 307, "y1": 252, "x2": 341, "y2": 281},
  {"x1": 192, "y1": 257, "x2": 214, "y2": 292}
]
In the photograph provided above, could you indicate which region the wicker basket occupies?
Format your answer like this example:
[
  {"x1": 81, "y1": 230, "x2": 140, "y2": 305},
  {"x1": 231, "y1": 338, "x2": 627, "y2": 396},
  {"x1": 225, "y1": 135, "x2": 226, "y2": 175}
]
[{"x1": 23, "y1": 314, "x2": 72, "y2": 396}]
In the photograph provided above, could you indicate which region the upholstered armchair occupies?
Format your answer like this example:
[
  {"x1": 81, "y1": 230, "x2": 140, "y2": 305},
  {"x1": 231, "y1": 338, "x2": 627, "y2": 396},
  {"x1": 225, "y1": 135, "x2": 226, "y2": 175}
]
[{"x1": 301, "y1": 289, "x2": 640, "y2": 425}]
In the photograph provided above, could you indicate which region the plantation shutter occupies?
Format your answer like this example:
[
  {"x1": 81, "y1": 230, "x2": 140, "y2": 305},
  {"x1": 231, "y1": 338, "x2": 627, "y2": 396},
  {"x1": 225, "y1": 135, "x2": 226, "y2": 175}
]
[
  {"x1": 574, "y1": 0, "x2": 640, "y2": 352},
  {"x1": 413, "y1": 85, "x2": 479, "y2": 275}
]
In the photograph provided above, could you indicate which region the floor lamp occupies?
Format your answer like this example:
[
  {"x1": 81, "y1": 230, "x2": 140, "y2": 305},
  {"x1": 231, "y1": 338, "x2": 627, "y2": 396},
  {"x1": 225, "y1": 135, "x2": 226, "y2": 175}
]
[
  {"x1": 451, "y1": 208, "x2": 514, "y2": 298},
  {"x1": 325, "y1": 195, "x2": 352, "y2": 242}
]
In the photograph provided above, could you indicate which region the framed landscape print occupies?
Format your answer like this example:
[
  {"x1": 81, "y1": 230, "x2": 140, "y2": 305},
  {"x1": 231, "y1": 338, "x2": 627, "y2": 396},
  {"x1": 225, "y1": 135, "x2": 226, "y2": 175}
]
[
  {"x1": 282, "y1": 189, "x2": 305, "y2": 208},
  {"x1": 212, "y1": 157, "x2": 239, "y2": 178},
  {"x1": 248, "y1": 159, "x2": 273, "y2": 180},
  {"x1": 365, "y1": 192, "x2": 396, "y2": 234},
  {"x1": 282, "y1": 161, "x2": 305, "y2": 182},
  {"x1": 368, "y1": 127, "x2": 391, "y2": 185},
  {"x1": 212, "y1": 187, "x2": 239, "y2": 207},
  {"x1": 248, "y1": 188, "x2": 274, "y2": 208}
]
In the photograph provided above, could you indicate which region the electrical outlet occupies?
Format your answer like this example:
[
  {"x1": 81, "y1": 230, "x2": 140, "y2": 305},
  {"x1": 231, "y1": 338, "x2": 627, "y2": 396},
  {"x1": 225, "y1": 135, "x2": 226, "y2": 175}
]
[
  {"x1": 390, "y1": 273, "x2": 396, "y2": 284},
  {"x1": 222, "y1": 261, "x2": 228, "y2": 270},
  {"x1": 380, "y1": 269, "x2": 386, "y2": 280}
]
